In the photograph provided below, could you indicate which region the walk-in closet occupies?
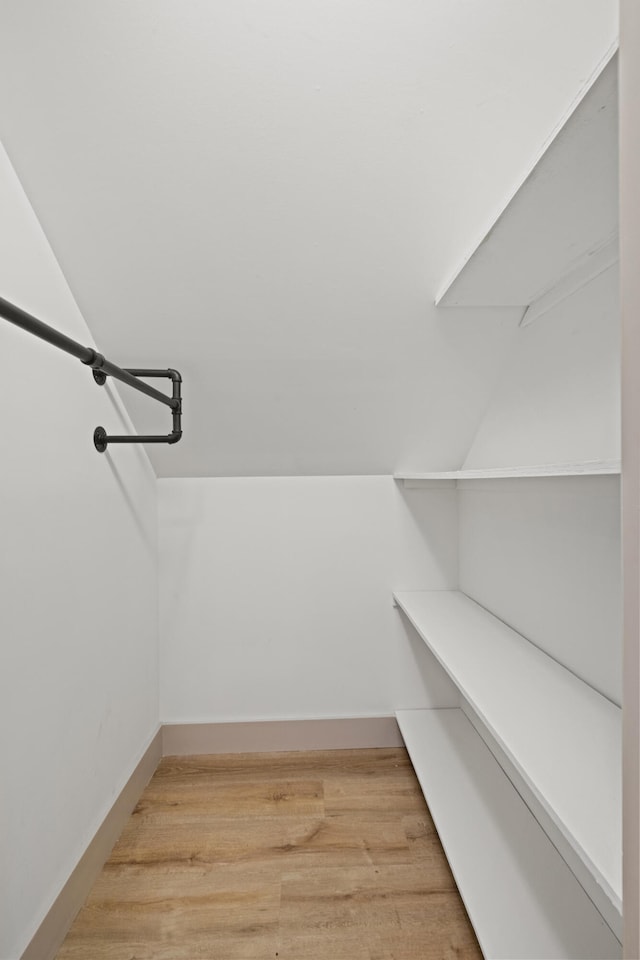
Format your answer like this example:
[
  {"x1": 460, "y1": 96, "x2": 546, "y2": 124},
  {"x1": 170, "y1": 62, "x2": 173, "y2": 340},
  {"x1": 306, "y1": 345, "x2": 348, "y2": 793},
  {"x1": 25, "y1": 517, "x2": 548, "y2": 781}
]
[{"x1": 1, "y1": 3, "x2": 636, "y2": 959}]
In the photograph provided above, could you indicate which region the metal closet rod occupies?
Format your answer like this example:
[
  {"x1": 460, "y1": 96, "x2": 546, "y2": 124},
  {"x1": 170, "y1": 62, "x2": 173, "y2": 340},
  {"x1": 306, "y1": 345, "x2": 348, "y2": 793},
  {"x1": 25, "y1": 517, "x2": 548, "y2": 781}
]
[{"x1": 0, "y1": 294, "x2": 182, "y2": 452}]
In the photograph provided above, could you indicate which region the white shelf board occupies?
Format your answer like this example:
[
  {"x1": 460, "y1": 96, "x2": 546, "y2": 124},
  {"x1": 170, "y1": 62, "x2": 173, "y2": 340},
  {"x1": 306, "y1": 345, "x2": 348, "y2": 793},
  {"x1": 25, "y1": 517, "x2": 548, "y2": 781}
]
[
  {"x1": 395, "y1": 458, "x2": 621, "y2": 485},
  {"x1": 397, "y1": 709, "x2": 621, "y2": 959},
  {"x1": 436, "y1": 49, "x2": 618, "y2": 316},
  {"x1": 393, "y1": 590, "x2": 622, "y2": 934}
]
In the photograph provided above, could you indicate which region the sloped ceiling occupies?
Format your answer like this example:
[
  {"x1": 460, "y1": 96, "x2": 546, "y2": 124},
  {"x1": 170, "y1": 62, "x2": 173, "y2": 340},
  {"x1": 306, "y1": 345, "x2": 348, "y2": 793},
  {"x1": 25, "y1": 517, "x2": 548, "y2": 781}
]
[{"x1": 0, "y1": 0, "x2": 617, "y2": 477}]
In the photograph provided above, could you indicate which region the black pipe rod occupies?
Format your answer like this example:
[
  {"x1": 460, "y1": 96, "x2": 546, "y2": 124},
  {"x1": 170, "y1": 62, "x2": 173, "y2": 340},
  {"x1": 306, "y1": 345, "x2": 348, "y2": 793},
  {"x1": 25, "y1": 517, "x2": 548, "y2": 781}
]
[
  {"x1": 101, "y1": 434, "x2": 182, "y2": 444},
  {"x1": 0, "y1": 295, "x2": 177, "y2": 410},
  {"x1": 125, "y1": 368, "x2": 182, "y2": 382},
  {"x1": 0, "y1": 295, "x2": 94, "y2": 363},
  {"x1": 96, "y1": 359, "x2": 177, "y2": 408}
]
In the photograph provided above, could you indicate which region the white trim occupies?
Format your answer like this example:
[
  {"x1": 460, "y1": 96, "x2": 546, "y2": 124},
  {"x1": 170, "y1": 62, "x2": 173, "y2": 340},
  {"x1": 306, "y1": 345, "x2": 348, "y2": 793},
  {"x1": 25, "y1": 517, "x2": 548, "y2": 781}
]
[{"x1": 161, "y1": 716, "x2": 403, "y2": 755}]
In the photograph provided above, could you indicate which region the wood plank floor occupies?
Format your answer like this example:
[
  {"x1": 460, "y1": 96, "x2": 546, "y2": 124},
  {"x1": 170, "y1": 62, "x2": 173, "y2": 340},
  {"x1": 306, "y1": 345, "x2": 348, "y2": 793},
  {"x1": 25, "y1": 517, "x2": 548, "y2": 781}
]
[{"x1": 56, "y1": 748, "x2": 482, "y2": 960}]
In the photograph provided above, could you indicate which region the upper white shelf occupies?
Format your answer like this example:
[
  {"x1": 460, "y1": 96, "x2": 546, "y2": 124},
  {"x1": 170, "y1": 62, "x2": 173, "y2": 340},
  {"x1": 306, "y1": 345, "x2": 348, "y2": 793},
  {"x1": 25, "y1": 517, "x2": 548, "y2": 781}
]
[
  {"x1": 393, "y1": 589, "x2": 622, "y2": 935},
  {"x1": 436, "y1": 49, "x2": 618, "y2": 325},
  {"x1": 395, "y1": 458, "x2": 620, "y2": 485}
]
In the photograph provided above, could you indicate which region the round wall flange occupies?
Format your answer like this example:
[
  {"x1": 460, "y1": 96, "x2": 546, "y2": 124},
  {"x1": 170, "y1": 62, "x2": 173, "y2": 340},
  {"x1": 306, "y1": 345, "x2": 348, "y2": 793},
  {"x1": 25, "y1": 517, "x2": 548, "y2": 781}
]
[
  {"x1": 93, "y1": 370, "x2": 107, "y2": 386},
  {"x1": 94, "y1": 426, "x2": 108, "y2": 453}
]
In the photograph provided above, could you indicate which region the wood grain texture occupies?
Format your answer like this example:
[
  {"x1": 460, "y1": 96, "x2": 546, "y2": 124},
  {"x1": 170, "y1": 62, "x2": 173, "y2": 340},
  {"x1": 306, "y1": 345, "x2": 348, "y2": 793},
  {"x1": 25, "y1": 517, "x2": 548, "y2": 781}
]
[{"x1": 55, "y1": 748, "x2": 481, "y2": 960}]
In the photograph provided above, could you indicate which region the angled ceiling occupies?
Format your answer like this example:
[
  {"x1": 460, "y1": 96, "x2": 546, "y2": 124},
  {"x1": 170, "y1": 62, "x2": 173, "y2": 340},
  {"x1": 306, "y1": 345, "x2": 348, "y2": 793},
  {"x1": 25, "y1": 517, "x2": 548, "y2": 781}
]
[{"x1": 0, "y1": 0, "x2": 617, "y2": 477}]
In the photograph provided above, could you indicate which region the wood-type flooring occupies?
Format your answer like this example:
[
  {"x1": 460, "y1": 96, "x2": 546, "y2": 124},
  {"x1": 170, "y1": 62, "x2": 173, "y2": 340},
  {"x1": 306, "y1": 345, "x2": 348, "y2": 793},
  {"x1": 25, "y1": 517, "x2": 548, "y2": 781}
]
[{"x1": 56, "y1": 747, "x2": 482, "y2": 959}]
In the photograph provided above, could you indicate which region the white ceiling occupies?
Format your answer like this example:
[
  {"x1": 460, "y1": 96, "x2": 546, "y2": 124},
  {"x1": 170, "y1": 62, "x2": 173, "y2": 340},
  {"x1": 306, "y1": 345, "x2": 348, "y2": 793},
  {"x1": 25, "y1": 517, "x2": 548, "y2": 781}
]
[{"x1": 0, "y1": 1, "x2": 617, "y2": 477}]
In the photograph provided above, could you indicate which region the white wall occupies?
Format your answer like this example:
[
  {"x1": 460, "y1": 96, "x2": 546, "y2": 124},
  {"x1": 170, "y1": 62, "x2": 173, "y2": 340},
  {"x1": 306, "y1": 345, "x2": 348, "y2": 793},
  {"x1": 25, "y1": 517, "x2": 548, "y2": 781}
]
[
  {"x1": 456, "y1": 264, "x2": 621, "y2": 705},
  {"x1": 0, "y1": 144, "x2": 159, "y2": 960},
  {"x1": 159, "y1": 476, "x2": 458, "y2": 723},
  {"x1": 458, "y1": 476, "x2": 621, "y2": 704},
  {"x1": 462, "y1": 264, "x2": 620, "y2": 470}
]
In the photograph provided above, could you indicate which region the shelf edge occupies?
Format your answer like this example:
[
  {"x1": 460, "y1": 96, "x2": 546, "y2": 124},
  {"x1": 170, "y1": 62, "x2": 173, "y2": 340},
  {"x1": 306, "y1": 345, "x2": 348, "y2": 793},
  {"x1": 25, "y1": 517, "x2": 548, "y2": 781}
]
[
  {"x1": 434, "y1": 41, "x2": 619, "y2": 310},
  {"x1": 394, "y1": 459, "x2": 621, "y2": 485}
]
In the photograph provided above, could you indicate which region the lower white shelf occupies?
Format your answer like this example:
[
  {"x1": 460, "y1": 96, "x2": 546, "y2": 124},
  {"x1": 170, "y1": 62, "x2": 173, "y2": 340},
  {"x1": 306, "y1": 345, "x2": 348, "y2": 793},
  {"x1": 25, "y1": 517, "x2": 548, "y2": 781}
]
[
  {"x1": 393, "y1": 589, "x2": 621, "y2": 937},
  {"x1": 397, "y1": 708, "x2": 621, "y2": 960}
]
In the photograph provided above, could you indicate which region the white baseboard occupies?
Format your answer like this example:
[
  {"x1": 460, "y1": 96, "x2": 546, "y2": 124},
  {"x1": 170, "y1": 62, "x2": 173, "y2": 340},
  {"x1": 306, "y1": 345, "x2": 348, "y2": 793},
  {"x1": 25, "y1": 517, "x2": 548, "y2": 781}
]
[{"x1": 161, "y1": 715, "x2": 403, "y2": 755}]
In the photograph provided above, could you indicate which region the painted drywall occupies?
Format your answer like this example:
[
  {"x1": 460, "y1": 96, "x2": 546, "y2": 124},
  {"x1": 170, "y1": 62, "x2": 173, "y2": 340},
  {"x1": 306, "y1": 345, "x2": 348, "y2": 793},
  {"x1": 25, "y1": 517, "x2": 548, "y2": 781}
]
[
  {"x1": 0, "y1": 1, "x2": 617, "y2": 477},
  {"x1": 620, "y1": 3, "x2": 640, "y2": 954},
  {"x1": 462, "y1": 264, "x2": 620, "y2": 470},
  {"x1": 458, "y1": 476, "x2": 621, "y2": 705},
  {"x1": 0, "y1": 143, "x2": 159, "y2": 960},
  {"x1": 159, "y1": 476, "x2": 458, "y2": 722},
  {"x1": 457, "y1": 263, "x2": 621, "y2": 704}
]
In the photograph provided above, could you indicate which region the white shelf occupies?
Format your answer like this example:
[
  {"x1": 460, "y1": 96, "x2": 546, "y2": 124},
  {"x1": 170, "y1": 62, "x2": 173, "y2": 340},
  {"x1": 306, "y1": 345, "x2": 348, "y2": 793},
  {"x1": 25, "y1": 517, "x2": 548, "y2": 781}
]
[
  {"x1": 397, "y1": 709, "x2": 621, "y2": 959},
  {"x1": 393, "y1": 590, "x2": 622, "y2": 935},
  {"x1": 436, "y1": 49, "x2": 618, "y2": 324},
  {"x1": 395, "y1": 459, "x2": 621, "y2": 485}
]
